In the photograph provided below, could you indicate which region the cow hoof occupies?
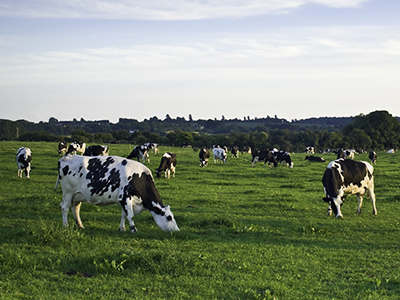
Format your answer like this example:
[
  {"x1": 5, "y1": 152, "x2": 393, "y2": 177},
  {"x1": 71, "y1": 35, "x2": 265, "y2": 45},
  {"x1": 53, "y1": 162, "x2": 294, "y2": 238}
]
[
  {"x1": 119, "y1": 227, "x2": 126, "y2": 232},
  {"x1": 130, "y1": 225, "x2": 138, "y2": 233},
  {"x1": 336, "y1": 214, "x2": 343, "y2": 218}
]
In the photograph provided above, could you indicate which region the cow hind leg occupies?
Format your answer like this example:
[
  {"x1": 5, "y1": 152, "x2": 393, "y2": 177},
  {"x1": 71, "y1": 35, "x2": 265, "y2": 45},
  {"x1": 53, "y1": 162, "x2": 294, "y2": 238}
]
[
  {"x1": 368, "y1": 188, "x2": 378, "y2": 215},
  {"x1": 356, "y1": 194, "x2": 363, "y2": 215},
  {"x1": 119, "y1": 209, "x2": 127, "y2": 231},
  {"x1": 71, "y1": 202, "x2": 85, "y2": 229}
]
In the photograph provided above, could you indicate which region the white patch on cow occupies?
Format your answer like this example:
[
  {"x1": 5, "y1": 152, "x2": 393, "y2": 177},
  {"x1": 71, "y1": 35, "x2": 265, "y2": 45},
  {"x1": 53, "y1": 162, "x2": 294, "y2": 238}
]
[
  {"x1": 150, "y1": 205, "x2": 180, "y2": 232},
  {"x1": 163, "y1": 153, "x2": 171, "y2": 159}
]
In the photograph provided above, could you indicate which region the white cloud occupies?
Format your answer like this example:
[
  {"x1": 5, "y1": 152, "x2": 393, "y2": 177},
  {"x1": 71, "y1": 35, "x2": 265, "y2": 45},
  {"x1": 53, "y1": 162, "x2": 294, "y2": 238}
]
[{"x1": 0, "y1": 0, "x2": 372, "y2": 20}]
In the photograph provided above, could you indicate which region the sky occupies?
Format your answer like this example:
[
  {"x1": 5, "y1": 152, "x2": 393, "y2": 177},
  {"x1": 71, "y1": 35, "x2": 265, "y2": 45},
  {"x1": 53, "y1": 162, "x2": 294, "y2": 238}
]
[{"x1": 1, "y1": 0, "x2": 400, "y2": 123}]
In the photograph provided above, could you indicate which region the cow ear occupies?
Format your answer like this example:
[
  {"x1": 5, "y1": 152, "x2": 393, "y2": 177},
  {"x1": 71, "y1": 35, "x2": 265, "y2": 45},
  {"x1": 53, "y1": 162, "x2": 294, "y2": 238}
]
[{"x1": 322, "y1": 197, "x2": 331, "y2": 203}]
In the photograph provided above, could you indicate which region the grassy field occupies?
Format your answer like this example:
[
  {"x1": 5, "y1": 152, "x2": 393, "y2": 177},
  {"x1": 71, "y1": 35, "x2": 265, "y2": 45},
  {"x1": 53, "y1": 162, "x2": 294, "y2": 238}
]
[{"x1": 1, "y1": 141, "x2": 400, "y2": 299}]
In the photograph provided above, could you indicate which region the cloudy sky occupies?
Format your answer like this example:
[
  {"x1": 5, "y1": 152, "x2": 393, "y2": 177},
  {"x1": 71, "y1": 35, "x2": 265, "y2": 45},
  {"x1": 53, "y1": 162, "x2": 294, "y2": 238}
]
[{"x1": 1, "y1": 0, "x2": 399, "y2": 123}]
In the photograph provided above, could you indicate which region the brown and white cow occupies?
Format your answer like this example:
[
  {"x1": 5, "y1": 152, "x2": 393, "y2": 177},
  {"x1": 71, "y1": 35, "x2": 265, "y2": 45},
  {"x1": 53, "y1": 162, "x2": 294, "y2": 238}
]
[
  {"x1": 199, "y1": 148, "x2": 210, "y2": 167},
  {"x1": 54, "y1": 155, "x2": 179, "y2": 233},
  {"x1": 16, "y1": 147, "x2": 32, "y2": 178},
  {"x1": 155, "y1": 152, "x2": 177, "y2": 179},
  {"x1": 322, "y1": 158, "x2": 377, "y2": 218}
]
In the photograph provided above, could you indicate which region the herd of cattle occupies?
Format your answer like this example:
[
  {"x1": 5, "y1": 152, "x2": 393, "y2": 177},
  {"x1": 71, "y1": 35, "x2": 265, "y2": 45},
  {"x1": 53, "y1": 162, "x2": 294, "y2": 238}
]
[{"x1": 15, "y1": 141, "x2": 387, "y2": 234}]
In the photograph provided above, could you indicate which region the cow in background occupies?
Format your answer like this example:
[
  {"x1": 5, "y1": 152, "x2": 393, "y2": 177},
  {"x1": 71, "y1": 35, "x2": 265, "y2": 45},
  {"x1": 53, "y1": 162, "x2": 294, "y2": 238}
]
[
  {"x1": 127, "y1": 145, "x2": 149, "y2": 164},
  {"x1": 66, "y1": 142, "x2": 86, "y2": 155},
  {"x1": 231, "y1": 146, "x2": 239, "y2": 158},
  {"x1": 322, "y1": 158, "x2": 377, "y2": 218},
  {"x1": 199, "y1": 148, "x2": 210, "y2": 167},
  {"x1": 251, "y1": 150, "x2": 277, "y2": 167},
  {"x1": 305, "y1": 155, "x2": 325, "y2": 162},
  {"x1": 369, "y1": 151, "x2": 377, "y2": 164},
  {"x1": 83, "y1": 145, "x2": 109, "y2": 156},
  {"x1": 305, "y1": 146, "x2": 315, "y2": 154},
  {"x1": 145, "y1": 142, "x2": 159, "y2": 155},
  {"x1": 272, "y1": 150, "x2": 294, "y2": 168},
  {"x1": 213, "y1": 147, "x2": 227, "y2": 164},
  {"x1": 156, "y1": 152, "x2": 177, "y2": 179},
  {"x1": 16, "y1": 147, "x2": 33, "y2": 178},
  {"x1": 241, "y1": 147, "x2": 251, "y2": 155},
  {"x1": 58, "y1": 141, "x2": 67, "y2": 155}
]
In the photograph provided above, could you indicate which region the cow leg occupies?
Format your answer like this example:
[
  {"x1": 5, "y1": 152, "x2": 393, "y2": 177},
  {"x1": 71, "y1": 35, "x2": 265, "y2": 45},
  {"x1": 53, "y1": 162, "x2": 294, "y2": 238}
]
[
  {"x1": 70, "y1": 202, "x2": 85, "y2": 229},
  {"x1": 60, "y1": 194, "x2": 73, "y2": 227},
  {"x1": 121, "y1": 197, "x2": 137, "y2": 233},
  {"x1": 171, "y1": 166, "x2": 175, "y2": 178},
  {"x1": 368, "y1": 188, "x2": 378, "y2": 215},
  {"x1": 356, "y1": 194, "x2": 363, "y2": 215},
  {"x1": 119, "y1": 209, "x2": 127, "y2": 231}
]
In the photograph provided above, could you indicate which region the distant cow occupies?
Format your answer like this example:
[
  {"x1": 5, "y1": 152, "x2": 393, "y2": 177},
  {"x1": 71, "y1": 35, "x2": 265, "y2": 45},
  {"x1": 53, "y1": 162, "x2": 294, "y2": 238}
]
[
  {"x1": 199, "y1": 148, "x2": 210, "y2": 167},
  {"x1": 127, "y1": 145, "x2": 149, "y2": 164},
  {"x1": 231, "y1": 146, "x2": 239, "y2": 158},
  {"x1": 58, "y1": 141, "x2": 67, "y2": 155},
  {"x1": 16, "y1": 147, "x2": 33, "y2": 178},
  {"x1": 66, "y1": 142, "x2": 86, "y2": 155},
  {"x1": 54, "y1": 155, "x2": 179, "y2": 233},
  {"x1": 322, "y1": 158, "x2": 377, "y2": 218},
  {"x1": 305, "y1": 146, "x2": 315, "y2": 154},
  {"x1": 156, "y1": 152, "x2": 177, "y2": 179},
  {"x1": 305, "y1": 155, "x2": 325, "y2": 162},
  {"x1": 251, "y1": 150, "x2": 277, "y2": 167},
  {"x1": 241, "y1": 147, "x2": 251, "y2": 155},
  {"x1": 336, "y1": 149, "x2": 355, "y2": 160},
  {"x1": 145, "y1": 142, "x2": 159, "y2": 155},
  {"x1": 83, "y1": 145, "x2": 109, "y2": 156},
  {"x1": 213, "y1": 148, "x2": 227, "y2": 164},
  {"x1": 272, "y1": 150, "x2": 294, "y2": 168},
  {"x1": 369, "y1": 151, "x2": 377, "y2": 164}
]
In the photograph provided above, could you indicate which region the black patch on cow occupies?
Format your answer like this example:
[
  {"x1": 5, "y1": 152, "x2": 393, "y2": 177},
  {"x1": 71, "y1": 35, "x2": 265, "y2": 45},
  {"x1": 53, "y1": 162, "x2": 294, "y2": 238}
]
[
  {"x1": 85, "y1": 157, "x2": 120, "y2": 196},
  {"x1": 78, "y1": 166, "x2": 83, "y2": 172},
  {"x1": 120, "y1": 172, "x2": 165, "y2": 215},
  {"x1": 62, "y1": 165, "x2": 69, "y2": 176},
  {"x1": 121, "y1": 159, "x2": 128, "y2": 166}
]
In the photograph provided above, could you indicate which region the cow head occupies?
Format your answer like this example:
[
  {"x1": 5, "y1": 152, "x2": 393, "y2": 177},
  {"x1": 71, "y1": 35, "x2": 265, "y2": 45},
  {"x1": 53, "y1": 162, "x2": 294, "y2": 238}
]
[
  {"x1": 323, "y1": 197, "x2": 343, "y2": 218},
  {"x1": 150, "y1": 205, "x2": 180, "y2": 232}
]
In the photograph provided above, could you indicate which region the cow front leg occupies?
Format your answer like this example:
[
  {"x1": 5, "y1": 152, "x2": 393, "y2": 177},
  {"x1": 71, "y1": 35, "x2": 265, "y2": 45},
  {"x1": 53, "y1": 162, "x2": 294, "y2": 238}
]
[
  {"x1": 356, "y1": 194, "x2": 363, "y2": 215},
  {"x1": 71, "y1": 202, "x2": 85, "y2": 229},
  {"x1": 368, "y1": 188, "x2": 378, "y2": 215},
  {"x1": 119, "y1": 209, "x2": 127, "y2": 231},
  {"x1": 120, "y1": 197, "x2": 137, "y2": 233}
]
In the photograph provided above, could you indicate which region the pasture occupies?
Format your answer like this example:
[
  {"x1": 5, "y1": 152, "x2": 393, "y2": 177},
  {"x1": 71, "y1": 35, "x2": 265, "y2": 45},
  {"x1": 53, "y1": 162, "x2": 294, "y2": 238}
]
[{"x1": 1, "y1": 141, "x2": 400, "y2": 299}]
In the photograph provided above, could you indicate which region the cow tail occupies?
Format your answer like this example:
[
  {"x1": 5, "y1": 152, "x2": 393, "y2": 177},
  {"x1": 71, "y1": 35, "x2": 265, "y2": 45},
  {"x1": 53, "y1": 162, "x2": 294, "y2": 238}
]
[{"x1": 54, "y1": 175, "x2": 60, "y2": 191}]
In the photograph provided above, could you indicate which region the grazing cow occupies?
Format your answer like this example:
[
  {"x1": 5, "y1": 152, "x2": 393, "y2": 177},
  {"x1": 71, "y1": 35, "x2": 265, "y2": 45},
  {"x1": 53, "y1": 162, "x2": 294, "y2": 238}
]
[
  {"x1": 127, "y1": 145, "x2": 149, "y2": 164},
  {"x1": 241, "y1": 147, "x2": 251, "y2": 155},
  {"x1": 145, "y1": 142, "x2": 159, "y2": 155},
  {"x1": 16, "y1": 147, "x2": 32, "y2": 178},
  {"x1": 156, "y1": 152, "x2": 177, "y2": 179},
  {"x1": 305, "y1": 146, "x2": 315, "y2": 154},
  {"x1": 322, "y1": 158, "x2": 377, "y2": 218},
  {"x1": 272, "y1": 150, "x2": 294, "y2": 168},
  {"x1": 251, "y1": 150, "x2": 277, "y2": 167},
  {"x1": 58, "y1": 141, "x2": 68, "y2": 155},
  {"x1": 83, "y1": 145, "x2": 109, "y2": 156},
  {"x1": 369, "y1": 151, "x2": 377, "y2": 164},
  {"x1": 54, "y1": 155, "x2": 179, "y2": 233},
  {"x1": 305, "y1": 155, "x2": 325, "y2": 162},
  {"x1": 199, "y1": 148, "x2": 210, "y2": 167},
  {"x1": 67, "y1": 142, "x2": 86, "y2": 155},
  {"x1": 231, "y1": 146, "x2": 239, "y2": 158},
  {"x1": 212, "y1": 147, "x2": 227, "y2": 164}
]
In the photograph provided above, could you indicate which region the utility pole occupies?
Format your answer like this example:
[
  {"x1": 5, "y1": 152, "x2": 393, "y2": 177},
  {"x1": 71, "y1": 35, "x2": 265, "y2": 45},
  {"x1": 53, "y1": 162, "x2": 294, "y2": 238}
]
[{"x1": 16, "y1": 127, "x2": 19, "y2": 139}]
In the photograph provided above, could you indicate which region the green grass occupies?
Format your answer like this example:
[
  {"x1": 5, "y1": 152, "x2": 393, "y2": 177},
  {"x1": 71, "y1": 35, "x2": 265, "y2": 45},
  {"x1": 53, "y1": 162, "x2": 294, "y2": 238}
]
[{"x1": 1, "y1": 141, "x2": 400, "y2": 299}]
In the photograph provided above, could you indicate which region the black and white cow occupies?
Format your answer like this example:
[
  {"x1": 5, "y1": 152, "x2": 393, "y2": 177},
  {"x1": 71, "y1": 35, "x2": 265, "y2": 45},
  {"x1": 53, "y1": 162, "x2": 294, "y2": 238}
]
[
  {"x1": 145, "y1": 142, "x2": 159, "y2": 155},
  {"x1": 156, "y1": 152, "x2": 177, "y2": 179},
  {"x1": 322, "y1": 158, "x2": 377, "y2": 218},
  {"x1": 212, "y1": 147, "x2": 227, "y2": 164},
  {"x1": 54, "y1": 155, "x2": 179, "y2": 233},
  {"x1": 369, "y1": 151, "x2": 377, "y2": 164},
  {"x1": 231, "y1": 146, "x2": 239, "y2": 158},
  {"x1": 305, "y1": 155, "x2": 325, "y2": 162},
  {"x1": 127, "y1": 145, "x2": 149, "y2": 164},
  {"x1": 16, "y1": 147, "x2": 33, "y2": 178},
  {"x1": 83, "y1": 145, "x2": 109, "y2": 156},
  {"x1": 241, "y1": 146, "x2": 251, "y2": 155},
  {"x1": 305, "y1": 146, "x2": 315, "y2": 154},
  {"x1": 251, "y1": 150, "x2": 277, "y2": 167},
  {"x1": 66, "y1": 142, "x2": 86, "y2": 155},
  {"x1": 58, "y1": 141, "x2": 68, "y2": 156},
  {"x1": 272, "y1": 150, "x2": 294, "y2": 168},
  {"x1": 199, "y1": 148, "x2": 210, "y2": 167}
]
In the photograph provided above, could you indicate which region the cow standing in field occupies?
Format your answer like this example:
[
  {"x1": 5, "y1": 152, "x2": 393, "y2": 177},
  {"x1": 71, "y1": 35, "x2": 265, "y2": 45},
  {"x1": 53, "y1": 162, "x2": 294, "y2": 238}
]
[
  {"x1": 213, "y1": 147, "x2": 227, "y2": 164},
  {"x1": 369, "y1": 151, "x2": 377, "y2": 164},
  {"x1": 241, "y1": 147, "x2": 251, "y2": 155},
  {"x1": 231, "y1": 146, "x2": 239, "y2": 158},
  {"x1": 272, "y1": 150, "x2": 294, "y2": 168},
  {"x1": 127, "y1": 145, "x2": 149, "y2": 164},
  {"x1": 66, "y1": 142, "x2": 86, "y2": 155},
  {"x1": 305, "y1": 146, "x2": 315, "y2": 154},
  {"x1": 54, "y1": 155, "x2": 180, "y2": 233},
  {"x1": 199, "y1": 148, "x2": 210, "y2": 167},
  {"x1": 83, "y1": 145, "x2": 109, "y2": 156},
  {"x1": 156, "y1": 152, "x2": 177, "y2": 179},
  {"x1": 251, "y1": 150, "x2": 277, "y2": 167},
  {"x1": 58, "y1": 141, "x2": 67, "y2": 155},
  {"x1": 145, "y1": 142, "x2": 159, "y2": 155},
  {"x1": 305, "y1": 155, "x2": 325, "y2": 162},
  {"x1": 322, "y1": 158, "x2": 377, "y2": 218},
  {"x1": 16, "y1": 147, "x2": 33, "y2": 178}
]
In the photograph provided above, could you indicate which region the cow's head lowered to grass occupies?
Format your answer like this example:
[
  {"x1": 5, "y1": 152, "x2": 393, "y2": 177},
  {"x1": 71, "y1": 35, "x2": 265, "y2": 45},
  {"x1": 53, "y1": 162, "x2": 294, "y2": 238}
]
[
  {"x1": 55, "y1": 155, "x2": 179, "y2": 233},
  {"x1": 322, "y1": 158, "x2": 377, "y2": 218}
]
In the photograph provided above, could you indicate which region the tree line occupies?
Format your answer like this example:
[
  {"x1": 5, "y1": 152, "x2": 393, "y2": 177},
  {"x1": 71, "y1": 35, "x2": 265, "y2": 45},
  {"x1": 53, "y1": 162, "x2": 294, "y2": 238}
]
[{"x1": 1, "y1": 111, "x2": 399, "y2": 152}]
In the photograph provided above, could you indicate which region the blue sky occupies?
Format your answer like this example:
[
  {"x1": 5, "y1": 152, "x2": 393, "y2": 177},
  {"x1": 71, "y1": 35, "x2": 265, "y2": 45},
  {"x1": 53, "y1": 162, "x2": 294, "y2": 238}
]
[{"x1": 1, "y1": 0, "x2": 400, "y2": 123}]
